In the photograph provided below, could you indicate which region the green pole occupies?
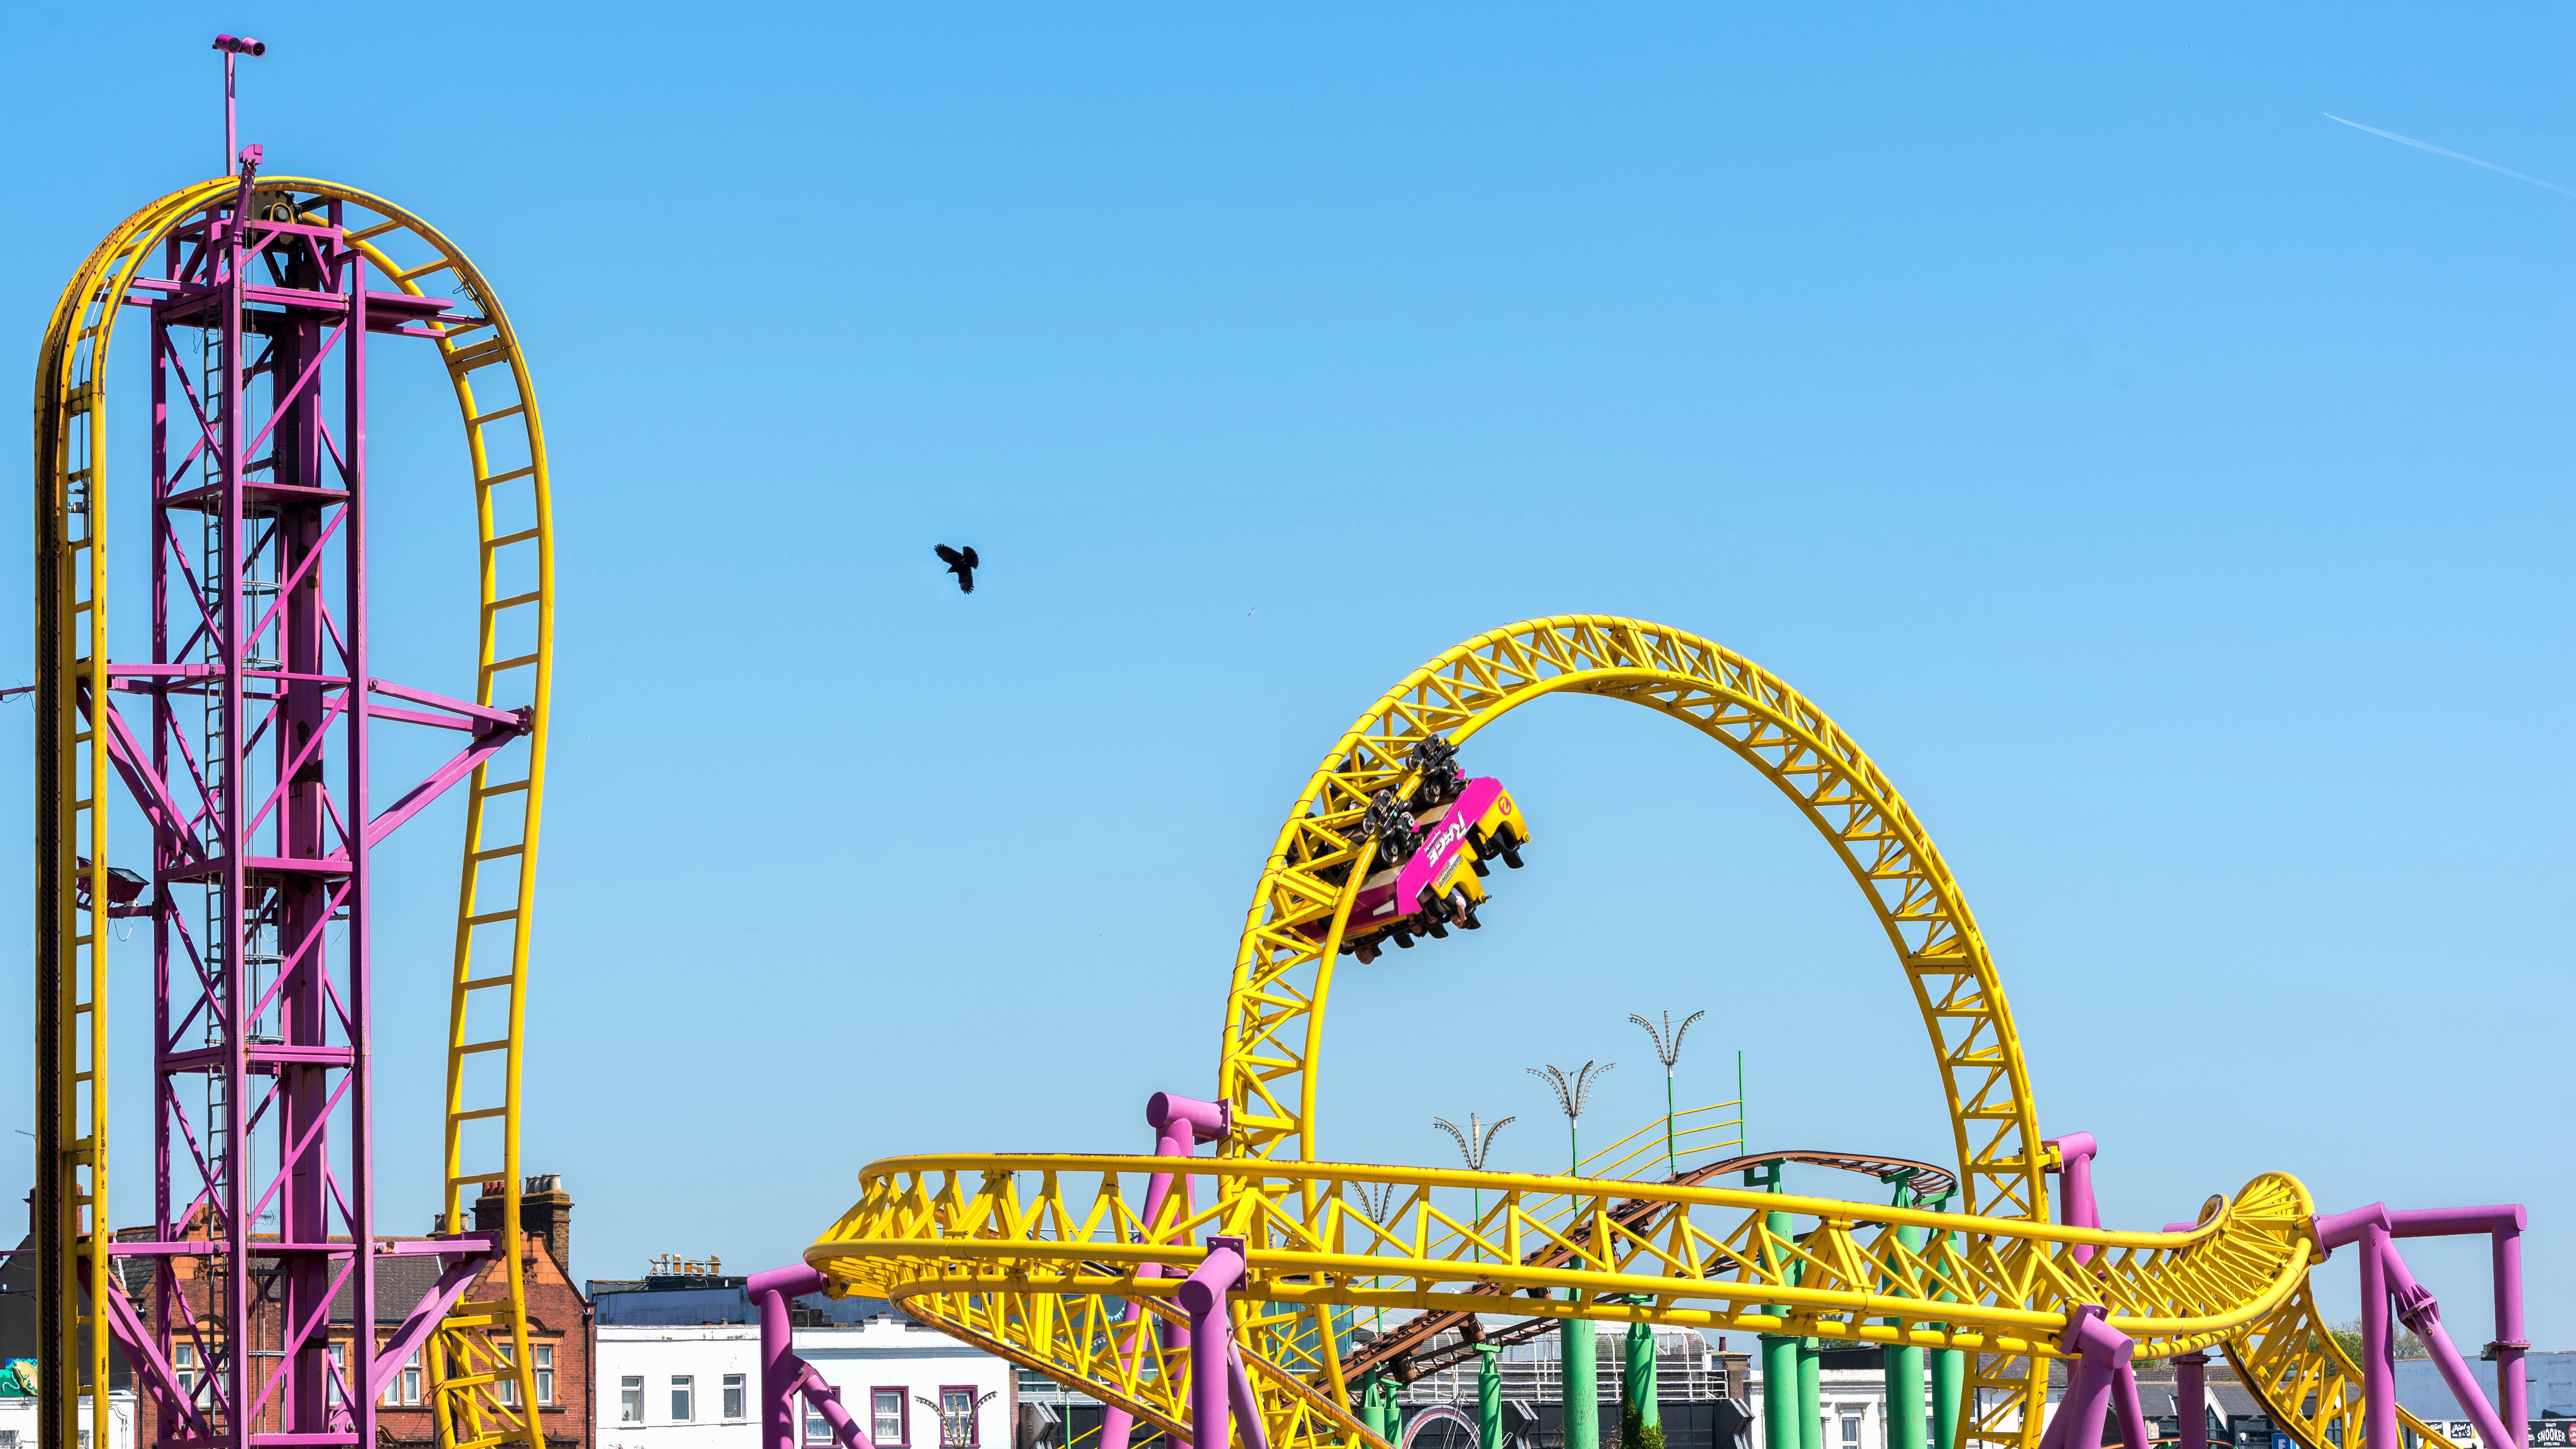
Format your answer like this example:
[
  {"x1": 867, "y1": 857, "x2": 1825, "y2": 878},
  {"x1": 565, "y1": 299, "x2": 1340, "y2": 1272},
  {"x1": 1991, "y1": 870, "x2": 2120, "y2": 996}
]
[
  {"x1": 1796, "y1": 1341, "x2": 1820, "y2": 1449},
  {"x1": 1564, "y1": 1306, "x2": 1598, "y2": 1449},
  {"x1": 1931, "y1": 1193, "x2": 1964, "y2": 1449},
  {"x1": 1478, "y1": 1345, "x2": 1504, "y2": 1449},
  {"x1": 1762, "y1": 1333, "x2": 1799, "y2": 1449},
  {"x1": 1663, "y1": 1069, "x2": 1678, "y2": 1178},
  {"x1": 1626, "y1": 1319, "x2": 1660, "y2": 1431},
  {"x1": 1751, "y1": 1160, "x2": 1796, "y2": 1449},
  {"x1": 1364, "y1": 1374, "x2": 1398, "y2": 1444},
  {"x1": 1881, "y1": 1185, "x2": 1928, "y2": 1449}
]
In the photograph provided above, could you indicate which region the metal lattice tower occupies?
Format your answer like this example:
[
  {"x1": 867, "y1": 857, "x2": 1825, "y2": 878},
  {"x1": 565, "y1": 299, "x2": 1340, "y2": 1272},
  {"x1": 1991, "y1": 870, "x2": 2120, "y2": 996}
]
[{"x1": 34, "y1": 40, "x2": 555, "y2": 1449}]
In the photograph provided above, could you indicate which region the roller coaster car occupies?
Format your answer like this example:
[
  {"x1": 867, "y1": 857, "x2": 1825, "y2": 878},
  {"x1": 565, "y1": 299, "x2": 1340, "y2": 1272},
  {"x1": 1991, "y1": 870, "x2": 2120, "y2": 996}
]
[{"x1": 1304, "y1": 778, "x2": 1532, "y2": 964}]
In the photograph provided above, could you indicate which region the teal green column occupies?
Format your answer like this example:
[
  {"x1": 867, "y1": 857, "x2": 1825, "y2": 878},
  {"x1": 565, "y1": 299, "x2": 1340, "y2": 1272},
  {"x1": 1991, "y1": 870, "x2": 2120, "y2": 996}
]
[
  {"x1": 1563, "y1": 1303, "x2": 1599, "y2": 1449},
  {"x1": 1361, "y1": 1373, "x2": 1398, "y2": 1444},
  {"x1": 1930, "y1": 1194, "x2": 1965, "y2": 1449},
  {"x1": 1882, "y1": 1190, "x2": 1928, "y2": 1449},
  {"x1": 1761, "y1": 1335, "x2": 1800, "y2": 1449},
  {"x1": 1795, "y1": 1342, "x2": 1821, "y2": 1449},
  {"x1": 1753, "y1": 1160, "x2": 1798, "y2": 1449},
  {"x1": 1932, "y1": 1353, "x2": 1963, "y2": 1449},
  {"x1": 1478, "y1": 1345, "x2": 1504, "y2": 1449},
  {"x1": 1625, "y1": 1321, "x2": 1659, "y2": 1433}
]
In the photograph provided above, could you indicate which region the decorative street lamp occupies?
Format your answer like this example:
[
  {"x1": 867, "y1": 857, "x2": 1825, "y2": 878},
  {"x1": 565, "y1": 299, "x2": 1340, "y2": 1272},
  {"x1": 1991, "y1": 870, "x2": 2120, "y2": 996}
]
[
  {"x1": 1526, "y1": 1060, "x2": 1613, "y2": 1449},
  {"x1": 1433, "y1": 1113, "x2": 1514, "y2": 1259},
  {"x1": 917, "y1": 1391, "x2": 999, "y2": 1449},
  {"x1": 1525, "y1": 1061, "x2": 1614, "y2": 1175},
  {"x1": 1628, "y1": 1010, "x2": 1706, "y2": 1179}
]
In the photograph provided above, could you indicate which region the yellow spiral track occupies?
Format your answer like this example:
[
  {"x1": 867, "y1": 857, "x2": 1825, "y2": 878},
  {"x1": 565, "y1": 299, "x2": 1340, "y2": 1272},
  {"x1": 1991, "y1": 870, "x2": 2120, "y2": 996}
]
[{"x1": 810, "y1": 617, "x2": 2459, "y2": 1449}]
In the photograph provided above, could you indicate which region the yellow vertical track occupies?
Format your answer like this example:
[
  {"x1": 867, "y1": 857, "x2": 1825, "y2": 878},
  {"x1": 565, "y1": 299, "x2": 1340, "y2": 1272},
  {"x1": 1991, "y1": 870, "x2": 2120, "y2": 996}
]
[{"x1": 32, "y1": 177, "x2": 550, "y2": 1449}]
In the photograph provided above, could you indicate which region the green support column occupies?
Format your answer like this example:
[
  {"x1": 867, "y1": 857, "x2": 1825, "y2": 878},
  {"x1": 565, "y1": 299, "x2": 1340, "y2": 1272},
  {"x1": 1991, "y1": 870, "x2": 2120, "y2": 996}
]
[
  {"x1": 1625, "y1": 1320, "x2": 1659, "y2": 1434},
  {"x1": 1361, "y1": 1373, "x2": 1398, "y2": 1444},
  {"x1": 1563, "y1": 1301, "x2": 1599, "y2": 1449},
  {"x1": 1762, "y1": 1336, "x2": 1800, "y2": 1449},
  {"x1": 1930, "y1": 1194, "x2": 1964, "y2": 1449},
  {"x1": 1751, "y1": 1160, "x2": 1798, "y2": 1449},
  {"x1": 1795, "y1": 1340, "x2": 1821, "y2": 1449},
  {"x1": 1881, "y1": 1184, "x2": 1928, "y2": 1449},
  {"x1": 1932, "y1": 1351, "x2": 1963, "y2": 1449},
  {"x1": 1478, "y1": 1345, "x2": 1504, "y2": 1449}
]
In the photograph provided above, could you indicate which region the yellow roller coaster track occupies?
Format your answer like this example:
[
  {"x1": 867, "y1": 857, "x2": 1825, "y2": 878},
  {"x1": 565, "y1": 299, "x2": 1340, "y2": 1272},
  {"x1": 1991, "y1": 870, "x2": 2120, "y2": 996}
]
[
  {"x1": 808, "y1": 616, "x2": 2460, "y2": 1449},
  {"x1": 34, "y1": 176, "x2": 552, "y2": 1449}
]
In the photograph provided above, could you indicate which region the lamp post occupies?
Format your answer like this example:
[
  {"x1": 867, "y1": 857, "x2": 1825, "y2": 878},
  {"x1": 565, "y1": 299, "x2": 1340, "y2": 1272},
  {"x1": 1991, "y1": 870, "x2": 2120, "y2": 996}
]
[
  {"x1": 1528, "y1": 1061, "x2": 1613, "y2": 1449},
  {"x1": 916, "y1": 1392, "x2": 999, "y2": 1449},
  {"x1": 1433, "y1": 1113, "x2": 1514, "y2": 1260},
  {"x1": 1626, "y1": 1011, "x2": 1705, "y2": 1180}
]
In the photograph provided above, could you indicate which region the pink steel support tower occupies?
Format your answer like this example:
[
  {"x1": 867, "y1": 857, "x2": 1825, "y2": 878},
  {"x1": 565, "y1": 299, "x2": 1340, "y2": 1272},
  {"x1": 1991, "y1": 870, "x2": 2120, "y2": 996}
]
[{"x1": 35, "y1": 42, "x2": 538, "y2": 1449}]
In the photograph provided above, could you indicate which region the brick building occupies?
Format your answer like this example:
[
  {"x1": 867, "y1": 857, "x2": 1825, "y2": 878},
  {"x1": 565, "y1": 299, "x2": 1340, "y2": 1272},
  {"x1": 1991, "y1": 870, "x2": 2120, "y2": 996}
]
[{"x1": 96, "y1": 1177, "x2": 591, "y2": 1449}]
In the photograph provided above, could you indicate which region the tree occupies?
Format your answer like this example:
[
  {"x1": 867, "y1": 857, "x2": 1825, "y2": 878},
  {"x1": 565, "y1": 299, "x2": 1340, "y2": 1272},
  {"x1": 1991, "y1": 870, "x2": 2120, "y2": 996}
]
[{"x1": 2325, "y1": 1318, "x2": 2430, "y2": 1363}]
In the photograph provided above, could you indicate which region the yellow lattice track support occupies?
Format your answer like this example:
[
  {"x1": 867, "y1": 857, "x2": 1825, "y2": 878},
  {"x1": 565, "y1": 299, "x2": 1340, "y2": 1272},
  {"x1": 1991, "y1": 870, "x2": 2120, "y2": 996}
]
[
  {"x1": 31, "y1": 176, "x2": 549, "y2": 1449},
  {"x1": 803, "y1": 615, "x2": 2451, "y2": 1449},
  {"x1": 1208, "y1": 617, "x2": 2056, "y2": 1444}
]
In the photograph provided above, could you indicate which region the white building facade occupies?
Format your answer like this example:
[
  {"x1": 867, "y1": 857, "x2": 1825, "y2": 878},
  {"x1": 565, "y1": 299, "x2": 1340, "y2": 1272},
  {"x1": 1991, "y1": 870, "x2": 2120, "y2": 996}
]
[
  {"x1": 0, "y1": 1389, "x2": 139, "y2": 1449},
  {"x1": 597, "y1": 1318, "x2": 1015, "y2": 1449}
]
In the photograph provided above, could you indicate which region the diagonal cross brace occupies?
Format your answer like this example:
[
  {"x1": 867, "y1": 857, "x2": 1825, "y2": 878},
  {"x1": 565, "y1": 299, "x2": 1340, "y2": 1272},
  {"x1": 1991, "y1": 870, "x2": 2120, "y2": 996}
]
[
  {"x1": 83, "y1": 1263, "x2": 219, "y2": 1441},
  {"x1": 347, "y1": 1244, "x2": 495, "y2": 1418}
]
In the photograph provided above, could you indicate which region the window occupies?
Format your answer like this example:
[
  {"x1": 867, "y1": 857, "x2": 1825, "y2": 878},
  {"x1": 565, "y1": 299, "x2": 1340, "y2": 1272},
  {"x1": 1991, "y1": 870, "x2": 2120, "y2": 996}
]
[
  {"x1": 724, "y1": 1374, "x2": 748, "y2": 1422},
  {"x1": 873, "y1": 1388, "x2": 909, "y2": 1447},
  {"x1": 174, "y1": 1343, "x2": 200, "y2": 1398},
  {"x1": 498, "y1": 1341, "x2": 517, "y2": 1406},
  {"x1": 807, "y1": 1403, "x2": 832, "y2": 1445},
  {"x1": 1841, "y1": 1415, "x2": 1863, "y2": 1449},
  {"x1": 535, "y1": 1345, "x2": 555, "y2": 1406},
  {"x1": 621, "y1": 1376, "x2": 644, "y2": 1424},
  {"x1": 385, "y1": 1350, "x2": 423, "y2": 1407},
  {"x1": 673, "y1": 1374, "x2": 697, "y2": 1422},
  {"x1": 940, "y1": 1385, "x2": 983, "y2": 1448}
]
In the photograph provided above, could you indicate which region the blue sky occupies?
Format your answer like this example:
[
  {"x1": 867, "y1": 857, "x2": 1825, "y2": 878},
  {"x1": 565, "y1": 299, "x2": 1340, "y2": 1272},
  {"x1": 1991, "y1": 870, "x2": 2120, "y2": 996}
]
[{"x1": 3, "y1": 3, "x2": 2570, "y2": 1348}]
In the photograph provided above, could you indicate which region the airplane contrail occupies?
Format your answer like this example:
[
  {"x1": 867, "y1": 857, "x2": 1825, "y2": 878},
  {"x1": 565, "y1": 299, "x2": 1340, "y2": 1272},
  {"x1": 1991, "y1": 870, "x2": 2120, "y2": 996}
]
[{"x1": 2325, "y1": 113, "x2": 2575, "y2": 198}]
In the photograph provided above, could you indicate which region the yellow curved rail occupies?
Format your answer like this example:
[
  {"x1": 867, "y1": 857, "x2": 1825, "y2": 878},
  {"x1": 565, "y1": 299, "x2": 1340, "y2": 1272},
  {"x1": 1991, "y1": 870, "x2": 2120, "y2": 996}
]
[
  {"x1": 814, "y1": 1156, "x2": 2315, "y2": 1427},
  {"x1": 807, "y1": 620, "x2": 2448, "y2": 1449},
  {"x1": 1210, "y1": 617, "x2": 2051, "y2": 1442},
  {"x1": 32, "y1": 175, "x2": 552, "y2": 1449}
]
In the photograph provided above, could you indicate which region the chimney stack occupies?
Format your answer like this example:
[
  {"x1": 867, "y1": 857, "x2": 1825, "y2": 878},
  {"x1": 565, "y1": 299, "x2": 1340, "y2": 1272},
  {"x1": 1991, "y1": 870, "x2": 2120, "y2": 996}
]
[{"x1": 473, "y1": 1174, "x2": 574, "y2": 1279}]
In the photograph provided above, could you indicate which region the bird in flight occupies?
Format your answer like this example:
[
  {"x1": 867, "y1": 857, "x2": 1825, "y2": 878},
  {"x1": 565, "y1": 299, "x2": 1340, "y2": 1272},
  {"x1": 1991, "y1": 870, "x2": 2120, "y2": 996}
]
[{"x1": 934, "y1": 544, "x2": 980, "y2": 594}]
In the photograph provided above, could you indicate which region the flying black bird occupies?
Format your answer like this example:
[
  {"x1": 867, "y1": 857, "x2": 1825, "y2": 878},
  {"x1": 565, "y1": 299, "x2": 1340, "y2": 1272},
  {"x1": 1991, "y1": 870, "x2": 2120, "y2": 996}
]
[{"x1": 934, "y1": 544, "x2": 980, "y2": 594}]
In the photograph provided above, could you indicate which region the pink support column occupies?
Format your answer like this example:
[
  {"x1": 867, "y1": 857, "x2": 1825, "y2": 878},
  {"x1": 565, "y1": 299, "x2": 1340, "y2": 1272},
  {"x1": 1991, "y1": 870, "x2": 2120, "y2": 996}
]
[
  {"x1": 2491, "y1": 1223, "x2": 2528, "y2": 1449},
  {"x1": 2043, "y1": 1134, "x2": 2144, "y2": 1448},
  {"x1": 2040, "y1": 1306, "x2": 2132, "y2": 1449},
  {"x1": 1104, "y1": 1093, "x2": 1233, "y2": 1449},
  {"x1": 1181, "y1": 1237, "x2": 1250, "y2": 1449},
  {"x1": 751, "y1": 1265, "x2": 832, "y2": 1449},
  {"x1": 2045, "y1": 1134, "x2": 2102, "y2": 1265},
  {"x1": 2381, "y1": 1242, "x2": 2515, "y2": 1449},
  {"x1": 2175, "y1": 1353, "x2": 2209, "y2": 1449},
  {"x1": 2359, "y1": 1224, "x2": 2397, "y2": 1449}
]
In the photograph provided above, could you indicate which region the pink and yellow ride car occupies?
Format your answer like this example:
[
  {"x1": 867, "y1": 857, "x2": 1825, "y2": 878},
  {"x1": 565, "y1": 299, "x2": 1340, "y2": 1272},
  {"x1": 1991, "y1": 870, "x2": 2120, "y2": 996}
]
[{"x1": 1301, "y1": 777, "x2": 1531, "y2": 963}]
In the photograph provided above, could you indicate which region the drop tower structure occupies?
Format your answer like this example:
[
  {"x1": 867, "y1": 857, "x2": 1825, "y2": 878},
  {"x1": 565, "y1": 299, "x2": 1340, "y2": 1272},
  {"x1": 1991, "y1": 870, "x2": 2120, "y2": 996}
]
[{"x1": 33, "y1": 38, "x2": 555, "y2": 1449}]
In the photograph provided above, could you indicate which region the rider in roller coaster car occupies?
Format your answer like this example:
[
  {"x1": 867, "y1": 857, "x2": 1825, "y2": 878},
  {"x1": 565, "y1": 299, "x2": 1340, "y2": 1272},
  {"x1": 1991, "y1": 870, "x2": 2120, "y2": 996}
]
[{"x1": 1302, "y1": 738, "x2": 1532, "y2": 965}]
